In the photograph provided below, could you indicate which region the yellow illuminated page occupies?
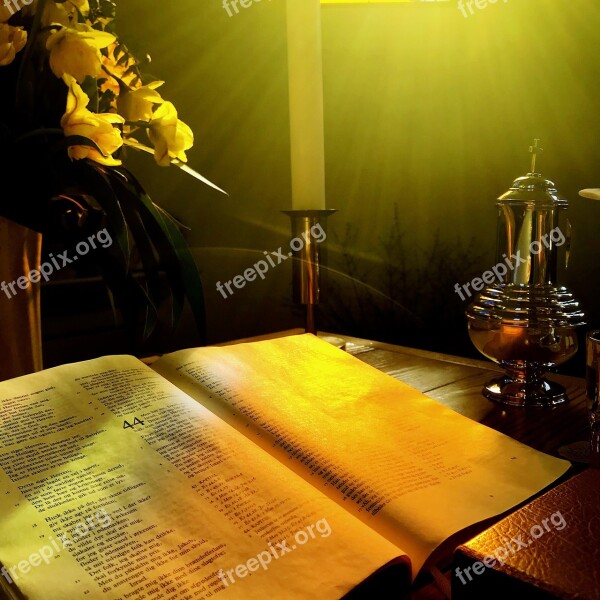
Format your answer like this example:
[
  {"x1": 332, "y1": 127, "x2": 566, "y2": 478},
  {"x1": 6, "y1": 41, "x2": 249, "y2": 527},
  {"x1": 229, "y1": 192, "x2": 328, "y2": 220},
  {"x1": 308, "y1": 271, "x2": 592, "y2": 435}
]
[
  {"x1": 152, "y1": 334, "x2": 570, "y2": 575},
  {"x1": 0, "y1": 356, "x2": 407, "y2": 600}
]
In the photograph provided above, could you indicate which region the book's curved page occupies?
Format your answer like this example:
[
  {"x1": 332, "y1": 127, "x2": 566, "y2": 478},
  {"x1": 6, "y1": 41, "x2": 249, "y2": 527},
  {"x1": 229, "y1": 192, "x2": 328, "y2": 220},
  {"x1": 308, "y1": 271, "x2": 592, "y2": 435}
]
[
  {"x1": 152, "y1": 334, "x2": 570, "y2": 575},
  {"x1": 0, "y1": 355, "x2": 407, "y2": 600}
]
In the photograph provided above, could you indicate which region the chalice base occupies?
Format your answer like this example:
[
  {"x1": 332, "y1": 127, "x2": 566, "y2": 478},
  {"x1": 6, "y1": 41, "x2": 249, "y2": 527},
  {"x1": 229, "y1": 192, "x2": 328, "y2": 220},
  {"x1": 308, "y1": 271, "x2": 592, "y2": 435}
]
[{"x1": 483, "y1": 374, "x2": 568, "y2": 407}]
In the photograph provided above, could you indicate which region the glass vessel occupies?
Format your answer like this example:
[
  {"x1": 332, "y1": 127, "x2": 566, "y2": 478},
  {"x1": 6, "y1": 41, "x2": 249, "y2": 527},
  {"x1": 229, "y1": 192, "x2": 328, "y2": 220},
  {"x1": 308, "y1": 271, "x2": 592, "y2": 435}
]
[{"x1": 467, "y1": 142, "x2": 585, "y2": 407}]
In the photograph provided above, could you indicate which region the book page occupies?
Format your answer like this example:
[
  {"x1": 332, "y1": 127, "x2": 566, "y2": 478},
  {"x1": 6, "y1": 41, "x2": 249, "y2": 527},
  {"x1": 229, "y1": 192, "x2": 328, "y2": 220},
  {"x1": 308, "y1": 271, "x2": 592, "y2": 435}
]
[
  {"x1": 0, "y1": 355, "x2": 407, "y2": 600},
  {"x1": 152, "y1": 334, "x2": 570, "y2": 575}
]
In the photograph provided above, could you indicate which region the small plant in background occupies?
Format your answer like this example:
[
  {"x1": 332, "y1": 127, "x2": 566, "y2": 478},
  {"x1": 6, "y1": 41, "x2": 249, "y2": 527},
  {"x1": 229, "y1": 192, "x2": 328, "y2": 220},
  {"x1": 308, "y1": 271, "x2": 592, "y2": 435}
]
[{"x1": 318, "y1": 206, "x2": 487, "y2": 357}]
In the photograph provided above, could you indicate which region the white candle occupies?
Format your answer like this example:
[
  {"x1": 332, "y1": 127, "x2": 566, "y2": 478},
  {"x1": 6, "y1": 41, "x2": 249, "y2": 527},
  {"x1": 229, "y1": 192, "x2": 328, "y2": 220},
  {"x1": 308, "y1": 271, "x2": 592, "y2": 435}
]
[{"x1": 286, "y1": 0, "x2": 326, "y2": 210}]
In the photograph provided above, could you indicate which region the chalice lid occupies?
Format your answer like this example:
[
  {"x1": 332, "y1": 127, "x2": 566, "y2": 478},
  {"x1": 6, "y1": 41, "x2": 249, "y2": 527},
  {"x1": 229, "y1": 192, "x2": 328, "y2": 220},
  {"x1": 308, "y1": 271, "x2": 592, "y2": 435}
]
[{"x1": 498, "y1": 140, "x2": 568, "y2": 207}]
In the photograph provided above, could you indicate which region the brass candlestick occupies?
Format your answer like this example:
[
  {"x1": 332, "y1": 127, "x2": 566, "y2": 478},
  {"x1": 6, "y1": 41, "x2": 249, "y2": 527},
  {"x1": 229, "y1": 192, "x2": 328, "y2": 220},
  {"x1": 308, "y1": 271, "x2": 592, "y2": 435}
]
[{"x1": 283, "y1": 210, "x2": 336, "y2": 334}]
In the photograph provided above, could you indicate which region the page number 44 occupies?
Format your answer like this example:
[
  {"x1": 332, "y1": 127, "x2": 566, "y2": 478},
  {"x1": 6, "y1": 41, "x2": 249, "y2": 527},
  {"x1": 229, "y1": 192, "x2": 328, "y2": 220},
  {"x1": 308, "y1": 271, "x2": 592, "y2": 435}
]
[{"x1": 123, "y1": 417, "x2": 145, "y2": 430}]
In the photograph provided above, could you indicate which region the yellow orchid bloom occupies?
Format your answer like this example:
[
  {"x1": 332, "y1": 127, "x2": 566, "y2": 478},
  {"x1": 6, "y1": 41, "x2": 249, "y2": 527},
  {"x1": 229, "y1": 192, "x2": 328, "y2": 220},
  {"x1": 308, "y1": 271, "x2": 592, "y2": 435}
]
[
  {"x1": 61, "y1": 74, "x2": 125, "y2": 166},
  {"x1": 100, "y1": 42, "x2": 140, "y2": 96},
  {"x1": 117, "y1": 81, "x2": 164, "y2": 123},
  {"x1": 69, "y1": 0, "x2": 89, "y2": 15},
  {"x1": 46, "y1": 24, "x2": 115, "y2": 83},
  {"x1": 0, "y1": 23, "x2": 26, "y2": 66},
  {"x1": 42, "y1": 0, "x2": 89, "y2": 27},
  {"x1": 148, "y1": 101, "x2": 194, "y2": 167}
]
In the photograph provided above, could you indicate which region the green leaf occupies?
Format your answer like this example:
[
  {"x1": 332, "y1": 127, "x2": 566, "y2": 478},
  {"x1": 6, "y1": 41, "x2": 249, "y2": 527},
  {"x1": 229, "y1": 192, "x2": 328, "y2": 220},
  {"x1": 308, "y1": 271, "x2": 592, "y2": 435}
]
[
  {"x1": 172, "y1": 160, "x2": 228, "y2": 196},
  {"x1": 81, "y1": 75, "x2": 99, "y2": 114},
  {"x1": 115, "y1": 174, "x2": 189, "y2": 331},
  {"x1": 101, "y1": 170, "x2": 163, "y2": 340},
  {"x1": 117, "y1": 53, "x2": 133, "y2": 67},
  {"x1": 153, "y1": 204, "x2": 207, "y2": 342},
  {"x1": 114, "y1": 167, "x2": 206, "y2": 342},
  {"x1": 53, "y1": 135, "x2": 109, "y2": 157},
  {"x1": 76, "y1": 162, "x2": 131, "y2": 267},
  {"x1": 122, "y1": 139, "x2": 227, "y2": 196},
  {"x1": 98, "y1": 89, "x2": 117, "y2": 114}
]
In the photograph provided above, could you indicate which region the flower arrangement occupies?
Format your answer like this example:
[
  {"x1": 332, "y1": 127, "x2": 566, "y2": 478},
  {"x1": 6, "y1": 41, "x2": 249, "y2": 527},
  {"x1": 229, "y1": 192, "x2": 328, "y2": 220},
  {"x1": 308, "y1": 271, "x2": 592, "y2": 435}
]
[{"x1": 0, "y1": 0, "x2": 221, "y2": 341}]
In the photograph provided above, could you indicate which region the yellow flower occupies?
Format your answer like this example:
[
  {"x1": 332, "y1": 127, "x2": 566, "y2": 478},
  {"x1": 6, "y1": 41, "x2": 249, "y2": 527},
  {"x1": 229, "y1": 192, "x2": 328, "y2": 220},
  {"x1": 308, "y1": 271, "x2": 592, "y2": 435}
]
[
  {"x1": 117, "y1": 81, "x2": 164, "y2": 123},
  {"x1": 0, "y1": 23, "x2": 27, "y2": 66},
  {"x1": 44, "y1": 0, "x2": 88, "y2": 26},
  {"x1": 46, "y1": 25, "x2": 115, "y2": 83},
  {"x1": 69, "y1": 0, "x2": 90, "y2": 15},
  {"x1": 148, "y1": 102, "x2": 194, "y2": 166},
  {"x1": 100, "y1": 42, "x2": 140, "y2": 96},
  {"x1": 61, "y1": 74, "x2": 125, "y2": 166}
]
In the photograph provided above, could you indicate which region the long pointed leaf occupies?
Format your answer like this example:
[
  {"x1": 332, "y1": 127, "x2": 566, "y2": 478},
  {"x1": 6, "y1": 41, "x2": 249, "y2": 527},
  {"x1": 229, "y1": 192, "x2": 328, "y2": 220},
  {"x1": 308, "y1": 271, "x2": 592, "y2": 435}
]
[
  {"x1": 145, "y1": 201, "x2": 206, "y2": 344},
  {"x1": 50, "y1": 135, "x2": 112, "y2": 161},
  {"x1": 103, "y1": 170, "x2": 163, "y2": 339},
  {"x1": 172, "y1": 160, "x2": 228, "y2": 196},
  {"x1": 107, "y1": 169, "x2": 186, "y2": 329},
  {"x1": 114, "y1": 166, "x2": 206, "y2": 342},
  {"x1": 76, "y1": 161, "x2": 131, "y2": 267},
  {"x1": 123, "y1": 138, "x2": 227, "y2": 195}
]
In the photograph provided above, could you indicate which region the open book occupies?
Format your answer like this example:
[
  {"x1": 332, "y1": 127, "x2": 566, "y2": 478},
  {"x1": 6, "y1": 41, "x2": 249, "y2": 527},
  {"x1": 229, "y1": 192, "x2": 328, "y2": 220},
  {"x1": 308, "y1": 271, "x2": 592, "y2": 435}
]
[{"x1": 0, "y1": 334, "x2": 569, "y2": 600}]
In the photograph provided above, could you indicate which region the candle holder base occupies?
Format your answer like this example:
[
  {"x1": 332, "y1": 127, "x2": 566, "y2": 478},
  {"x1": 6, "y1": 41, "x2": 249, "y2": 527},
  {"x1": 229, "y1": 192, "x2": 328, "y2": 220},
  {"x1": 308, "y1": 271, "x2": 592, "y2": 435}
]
[{"x1": 283, "y1": 209, "x2": 336, "y2": 335}]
